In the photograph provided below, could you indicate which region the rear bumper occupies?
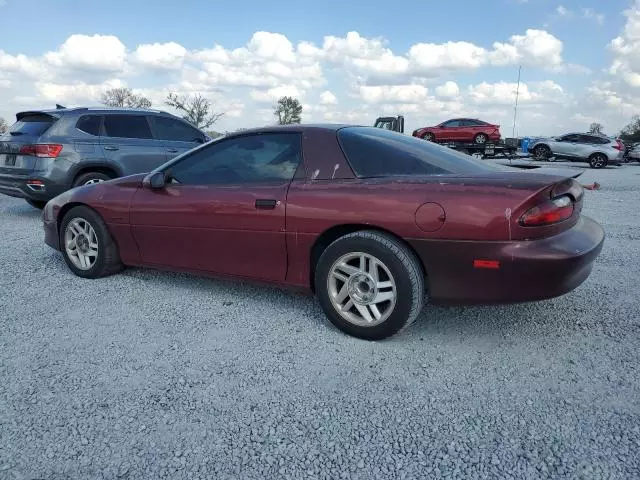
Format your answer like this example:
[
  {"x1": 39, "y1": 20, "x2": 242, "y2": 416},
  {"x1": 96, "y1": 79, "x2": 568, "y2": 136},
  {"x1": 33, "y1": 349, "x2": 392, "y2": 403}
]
[
  {"x1": 0, "y1": 174, "x2": 66, "y2": 202},
  {"x1": 409, "y1": 215, "x2": 605, "y2": 305}
]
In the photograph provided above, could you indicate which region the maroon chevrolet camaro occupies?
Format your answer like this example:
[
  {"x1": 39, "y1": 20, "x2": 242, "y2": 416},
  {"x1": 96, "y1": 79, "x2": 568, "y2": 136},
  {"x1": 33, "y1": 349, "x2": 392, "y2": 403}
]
[{"x1": 42, "y1": 124, "x2": 605, "y2": 340}]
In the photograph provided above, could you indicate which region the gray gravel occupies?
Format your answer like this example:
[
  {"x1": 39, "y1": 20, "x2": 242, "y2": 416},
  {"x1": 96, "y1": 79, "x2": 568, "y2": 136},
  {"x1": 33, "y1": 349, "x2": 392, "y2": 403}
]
[{"x1": 1, "y1": 163, "x2": 640, "y2": 479}]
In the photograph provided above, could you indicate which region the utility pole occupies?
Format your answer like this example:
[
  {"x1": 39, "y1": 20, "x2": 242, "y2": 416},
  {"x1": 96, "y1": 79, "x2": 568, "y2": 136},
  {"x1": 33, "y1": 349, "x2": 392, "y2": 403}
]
[{"x1": 512, "y1": 65, "x2": 521, "y2": 139}]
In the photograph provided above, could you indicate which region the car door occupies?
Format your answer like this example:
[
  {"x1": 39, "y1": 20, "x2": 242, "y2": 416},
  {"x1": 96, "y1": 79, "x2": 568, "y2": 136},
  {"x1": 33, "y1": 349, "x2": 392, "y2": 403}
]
[
  {"x1": 100, "y1": 114, "x2": 167, "y2": 175},
  {"x1": 438, "y1": 120, "x2": 462, "y2": 142},
  {"x1": 129, "y1": 132, "x2": 303, "y2": 281},
  {"x1": 575, "y1": 134, "x2": 604, "y2": 160},
  {"x1": 149, "y1": 115, "x2": 207, "y2": 161},
  {"x1": 551, "y1": 134, "x2": 580, "y2": 158}
]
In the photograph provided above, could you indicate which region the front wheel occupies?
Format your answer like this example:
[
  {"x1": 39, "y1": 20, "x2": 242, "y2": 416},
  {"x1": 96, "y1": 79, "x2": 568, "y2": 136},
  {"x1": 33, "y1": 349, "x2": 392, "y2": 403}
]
[
  {"x1": 59, "y1": 205, "x2": 124, "y2": 278},
  {"x1": 315, "y1": 231, "x2": 425, "y2": 340},
  {"x1": 589, "y1": 153, "x2": 607, "y2": 169},
  {"x1": 422, "y1": 132, "x2": 435, "y2": 142}
]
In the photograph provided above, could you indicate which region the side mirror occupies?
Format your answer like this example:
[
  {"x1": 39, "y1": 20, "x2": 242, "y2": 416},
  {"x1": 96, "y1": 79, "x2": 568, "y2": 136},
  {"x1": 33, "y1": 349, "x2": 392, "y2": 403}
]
[{"x1": 143, "y1": 171, "x2": 166, "y2": 189}]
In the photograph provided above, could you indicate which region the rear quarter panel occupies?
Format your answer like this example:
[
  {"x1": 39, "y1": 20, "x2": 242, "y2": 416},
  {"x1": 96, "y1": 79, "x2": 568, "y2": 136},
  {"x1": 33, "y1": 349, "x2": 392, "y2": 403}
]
[{"x1": 284, "y1": 177, "x2": 541, "y2": 287}]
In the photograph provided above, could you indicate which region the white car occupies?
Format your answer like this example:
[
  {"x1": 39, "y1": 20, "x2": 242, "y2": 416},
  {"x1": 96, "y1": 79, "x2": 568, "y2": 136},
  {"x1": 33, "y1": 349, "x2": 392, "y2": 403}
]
[{"x1": 529, "y1": 133, "x2": 625, "y2": 169}]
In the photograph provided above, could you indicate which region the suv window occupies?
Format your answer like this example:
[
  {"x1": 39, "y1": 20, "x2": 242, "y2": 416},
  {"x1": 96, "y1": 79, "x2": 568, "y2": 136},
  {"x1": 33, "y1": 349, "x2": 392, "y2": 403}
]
[
  {"x1": 337, "y1": 127, "x2": 509, "y2": 177},
  {"x1": 167, "y1": 133, "x2": 302, "y2": 185},
  {"x1": 8, "y1": 114, "x2": 56, "y2": 137},
  {"x1": 152, "y1": 116, "x2": 204, "y2": 142},
  {"x1": 103, "y1": 115, "x2": 152, "y2": 139},
  {"x1": 76, "y1": 115, "x2": 102, "y2": 136}
]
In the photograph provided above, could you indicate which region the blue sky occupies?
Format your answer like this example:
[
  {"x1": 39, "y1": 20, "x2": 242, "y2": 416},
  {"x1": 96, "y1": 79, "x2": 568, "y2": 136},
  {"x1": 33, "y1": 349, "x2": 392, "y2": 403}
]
[{"x1": 0, "y1": 0, "x2": 638, "y2": 135}]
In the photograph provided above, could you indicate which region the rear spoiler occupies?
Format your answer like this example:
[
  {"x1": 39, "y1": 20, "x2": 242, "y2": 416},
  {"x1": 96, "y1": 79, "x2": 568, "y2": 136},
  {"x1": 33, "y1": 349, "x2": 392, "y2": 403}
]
[{"x1": 16, "y1": 110, "x2": 61, "y2": 122}]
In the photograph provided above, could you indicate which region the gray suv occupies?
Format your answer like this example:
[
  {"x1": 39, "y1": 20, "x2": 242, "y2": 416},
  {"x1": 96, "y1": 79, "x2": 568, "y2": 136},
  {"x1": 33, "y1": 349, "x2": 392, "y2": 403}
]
[
  {"x1": 0, "y1": 107, "x2": 209, "y2": 208},
  {"x1": 528, "y1": 132, "x2": 625, "y2": 169}
]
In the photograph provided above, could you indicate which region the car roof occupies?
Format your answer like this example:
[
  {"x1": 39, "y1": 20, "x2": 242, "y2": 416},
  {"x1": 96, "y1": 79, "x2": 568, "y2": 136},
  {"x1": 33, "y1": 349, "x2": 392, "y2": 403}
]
[
  {"x1": 223, "y1": 123, "x2": 354, "y2": 137},
  {"x1": 17, "y1": 106, "x2": 174, "y2": 117}
]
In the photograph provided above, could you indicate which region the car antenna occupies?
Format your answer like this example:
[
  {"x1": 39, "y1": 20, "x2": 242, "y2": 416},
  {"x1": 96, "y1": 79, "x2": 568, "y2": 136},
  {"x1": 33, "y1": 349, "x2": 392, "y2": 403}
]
[{"x1": 55, "y1": 104, "x2": 66, "y2": 109}]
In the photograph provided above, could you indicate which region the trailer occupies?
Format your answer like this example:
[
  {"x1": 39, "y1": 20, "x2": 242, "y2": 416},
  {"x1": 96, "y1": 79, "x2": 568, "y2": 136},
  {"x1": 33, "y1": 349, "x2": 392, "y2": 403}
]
[{"x1": 373, "y1": 115, "x2": 520, "y2": 159}]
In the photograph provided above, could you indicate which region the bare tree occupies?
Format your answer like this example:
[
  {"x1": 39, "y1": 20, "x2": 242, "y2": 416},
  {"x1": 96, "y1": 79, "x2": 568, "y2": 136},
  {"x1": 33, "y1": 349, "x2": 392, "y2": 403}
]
[
  {"x1": 101, "y1": 87, "x2": 152, "y2": 108},
  {"x1": 0, "y1": 116, "x2": 8, "y2": 134},
  {"x1": 164, "y1": 93, "x2": 224, "y2": 129},
  {"x1": 588, "y1": 122, "x2": 604, "y2": 135},
  {"x1": 274, "y1": 96, "x2": 302, "y2": 125}
]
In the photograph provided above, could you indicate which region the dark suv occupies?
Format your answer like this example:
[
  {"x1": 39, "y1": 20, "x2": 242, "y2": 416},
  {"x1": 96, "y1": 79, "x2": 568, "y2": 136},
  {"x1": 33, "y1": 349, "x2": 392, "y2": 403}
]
[{"x1": 0, "y1": 107, "x2": 210, "y2": 208}]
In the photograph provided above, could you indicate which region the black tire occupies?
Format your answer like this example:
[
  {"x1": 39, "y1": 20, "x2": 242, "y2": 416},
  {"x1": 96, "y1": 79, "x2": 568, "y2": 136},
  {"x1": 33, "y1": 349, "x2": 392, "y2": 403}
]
[
  {"x1": 473, "y1": 133, "x2": 488, "y2": 144},
  {"x1": 73, "y1": 172, "x2": 113, "y2": 188},
  {"x1": 589, "y1": 153, "x2": 608, "y2": 169},
  {"x1": 59, "y1": 205, "x2": 123, "y2": 279},
  {"x1": 423, "y1": 132, "x2": 435, "y2": 142},
  {"x1": 25, "y1": 199, "x2": 47, "y2": 209},
  {"x1": 314, "y1": 230, "x2": 425, "y2": 340},
  {"x1": 533, "y1": 144, "x2": 552, "y2": 160}
]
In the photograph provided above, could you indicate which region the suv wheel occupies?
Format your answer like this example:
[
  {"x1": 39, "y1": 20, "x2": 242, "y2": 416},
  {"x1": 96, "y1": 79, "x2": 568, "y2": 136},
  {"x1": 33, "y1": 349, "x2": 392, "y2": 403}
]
[
  {"x1": 314, "y1": 230, "x2": 425, "y2": 340},
  {"x1": 73, "y1": 172, "x2": 113, "y2": 187}
]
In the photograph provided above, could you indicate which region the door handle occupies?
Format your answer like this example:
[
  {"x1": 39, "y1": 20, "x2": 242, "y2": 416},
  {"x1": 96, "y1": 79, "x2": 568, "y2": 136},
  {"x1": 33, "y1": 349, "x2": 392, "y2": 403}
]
[
  {"x1": 167, "y1": 148, "x2": 179, "y2": 153},
  {"x1": 255, "y1": 199, "x2": 277, "y2": 210},
  {"x1": 103, "y1": 145, "x2": 119, "y2": 151}
]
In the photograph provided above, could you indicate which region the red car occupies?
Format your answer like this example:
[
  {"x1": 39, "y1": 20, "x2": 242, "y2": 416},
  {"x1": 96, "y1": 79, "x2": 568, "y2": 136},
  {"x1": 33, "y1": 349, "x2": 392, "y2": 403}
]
[
  {"x1": 42, "y1": 125, "x2": 604, "y2": 340},
  {"x1": 413, "y1": 118, "x2": 501, "y2": 144}
]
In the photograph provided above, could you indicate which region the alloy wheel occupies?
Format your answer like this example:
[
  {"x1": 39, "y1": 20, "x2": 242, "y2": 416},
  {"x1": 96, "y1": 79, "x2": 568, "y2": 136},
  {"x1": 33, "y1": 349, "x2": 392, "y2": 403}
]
[
  {"x1": 327, "y1": 252, "x2": 397, "y2": 327},
  {"x1": 64, "y1": 218, "x2": 99, "y2": 270}
]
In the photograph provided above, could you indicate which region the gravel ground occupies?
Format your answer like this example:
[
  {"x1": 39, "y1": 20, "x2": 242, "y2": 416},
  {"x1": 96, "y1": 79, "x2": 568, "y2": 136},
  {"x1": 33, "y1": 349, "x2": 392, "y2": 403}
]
[{"x1": 1, "y1": 164, "x2": 639, "y2": 479}]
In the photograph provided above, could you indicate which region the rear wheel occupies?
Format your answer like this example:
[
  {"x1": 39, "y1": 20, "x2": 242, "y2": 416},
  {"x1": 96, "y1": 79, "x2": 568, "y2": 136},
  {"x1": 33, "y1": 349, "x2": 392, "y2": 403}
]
[
  {"x1": 533, "y1": 144, "x2": 552, "y2": 160},
  {"x1": 423, "y1": 132, "x2": 435, "y2": 142},
  {"x1": 73, "y1": 172, "x2": 113, "y2": 188},
  {"x1": 314, "y1": 231, "x2": 425, "y2": 340},
  {"x1": 473, "y1": 133, "x2": 488, "y2": 144},
  {"x1": 589, "y1": 153, "x2": 607, "y2": 169},
  {"x1": 59, "y1": 205, "x2": 123, "y2": 279},
  {"x1": 25, "y1": 199, "x2": 47, "y2": 210}
]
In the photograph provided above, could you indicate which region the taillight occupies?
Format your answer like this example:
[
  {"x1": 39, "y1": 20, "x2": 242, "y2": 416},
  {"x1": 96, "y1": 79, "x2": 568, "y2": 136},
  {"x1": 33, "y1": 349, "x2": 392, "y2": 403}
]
[
  {"x1": 519, "y1": 194, "x2": 574, "y2": 226},
  {"x1": 614, "y1": 140, "x2": 624, "y2": 151},
  {"x1": 19, "y1": 144, "x2": 63, "y2": 158}
]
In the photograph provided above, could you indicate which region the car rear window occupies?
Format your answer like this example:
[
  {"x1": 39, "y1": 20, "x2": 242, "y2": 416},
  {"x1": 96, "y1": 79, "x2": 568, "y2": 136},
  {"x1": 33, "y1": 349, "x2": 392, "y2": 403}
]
[
  {"x1": 8, "y1": 114, "x2": 56, "y2": 137},
  {"x1": 337, "y1": 127, "x2": 507, "y2": 177}
]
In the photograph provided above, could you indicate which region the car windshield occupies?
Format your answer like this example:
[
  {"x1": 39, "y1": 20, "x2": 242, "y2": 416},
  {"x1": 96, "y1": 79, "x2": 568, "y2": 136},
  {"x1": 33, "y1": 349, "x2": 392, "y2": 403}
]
[{"x1": 337, "y1": 126, "x2": 512, "y2": 177}]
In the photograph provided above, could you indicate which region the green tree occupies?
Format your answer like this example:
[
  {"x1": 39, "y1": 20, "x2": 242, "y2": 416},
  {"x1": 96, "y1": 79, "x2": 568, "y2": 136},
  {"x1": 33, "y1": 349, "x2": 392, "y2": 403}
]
[
  {"x1": 620, "y1": 115, "x2": 640, "y2": 143},
  {"x1": 165, "y1": 93, "x2": 224, "y2": 129},
  {"x1": 101, "y1": 87, "x2": 152, "y2": 108},
  {"x1": 274, "y1": 96, "x2": 302, "y2": 125}
]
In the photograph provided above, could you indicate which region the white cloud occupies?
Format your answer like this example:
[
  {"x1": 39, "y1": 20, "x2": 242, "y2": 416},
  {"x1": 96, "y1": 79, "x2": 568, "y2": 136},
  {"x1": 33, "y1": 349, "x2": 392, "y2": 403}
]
[
  {"x1": 358, "y1": 85, "x2": 428, "y2": 104},
  {"x1": 583, "y1": 8, "x2": 605, "y2": 25},
  {"x1": 556, "y1": 5, "x2": 573, "y2": 17},
  {"x1": 435, "y1": 81, "x2": 460, "y2": 98},
  {"x1": 490, "y1": 29, "x2": 564, "y2": 68},
  {"x1": 132, "y1": 42, "x2": 187, "y2": 70},
  {"x1": 609, "y1": 0, "x2": 640, "y2": 87},
  {"x1": 319, "y1": 90, "x2": 337, "y2": 105},
  {"x1": 44, "y1": 34, "x2": 127, "y2": 72},
  {"x1": 250, "y1": 84, "x2": 303, "y2": 103}
]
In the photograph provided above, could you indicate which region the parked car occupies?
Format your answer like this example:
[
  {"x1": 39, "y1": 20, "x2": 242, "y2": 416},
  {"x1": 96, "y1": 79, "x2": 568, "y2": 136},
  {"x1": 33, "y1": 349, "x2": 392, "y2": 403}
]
[
  {"x1": 42, "y1": 125, "x2": 604, "y2": 340},
  {"x1": 528, "y1": 133, "x2": 625, "y2": 169},
  {"x1": 0, "y1": 106, "x2": 210, "y2": 209},
  {"x1": 412, "y1": 118, "x2": 501, "y2": 144},
  {"x1": 623, "y1": 141, "x2": 640, "y2": 163}
]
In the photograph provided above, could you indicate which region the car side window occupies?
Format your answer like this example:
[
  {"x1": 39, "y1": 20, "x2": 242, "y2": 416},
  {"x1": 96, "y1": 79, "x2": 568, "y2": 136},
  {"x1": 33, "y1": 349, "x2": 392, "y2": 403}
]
[
  {"x1": 167, "y1": 133, "x2": 302, "y2": 185},
  {"x1": 103, "y1": 115, "x2": 153, "y2": 139},
  {"x1": 559, "y1": 134, "x2": 579, "y2": 142},
  {"x1": 442, "y1": 120, "x2": 461, "y2": 128},
  {"x1": 76, "y1": 115, "x2": 102, "y2": 136},
  {"x1": 152, "y1": 116, "x2": 204, "y2": 143},
  {"x1": 461, "y1": 120, "x2": 479, "y2": 127}
]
